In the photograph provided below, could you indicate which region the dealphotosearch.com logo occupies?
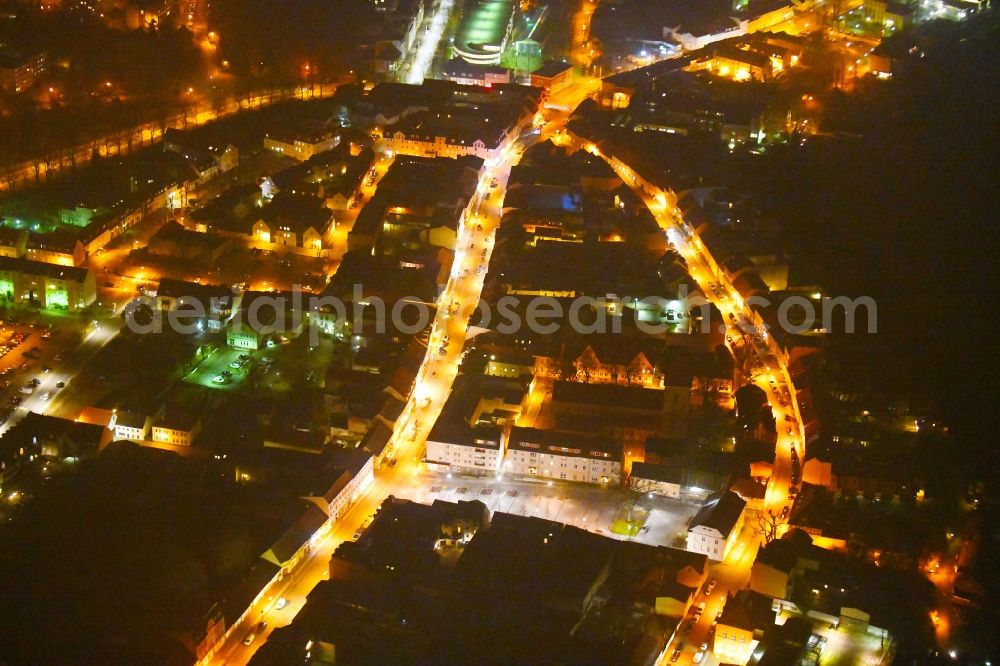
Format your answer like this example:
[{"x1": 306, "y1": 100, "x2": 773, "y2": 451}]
[{"x1": 122, "y1": 284, "x2": 877, "y2": 342}]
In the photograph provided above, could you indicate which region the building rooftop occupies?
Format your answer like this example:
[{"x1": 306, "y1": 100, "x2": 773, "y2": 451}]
[
  {"x1": 153, "y1": 412, "x2": 200, "y2": 432},
  {"x1": 427, "y1": 420, "x2": 503, "y2": 450},
  {"x1": 533, "y1": 60, "x2": 574, "y2": 79},
  {"x1": 507, "y1": 426, "x2": 622, "y2": 461},
  {"x1": 454, "y1": 0, "x2": 515, "y2": 62},
  {"x1": 26, "y1": 229, "x2": 79, "y2": 253},
  {"x1": 112, "y1": 411, "x2": 149, "y2": 430},
  {"x1": 0, "y1": 255, "x2": 90, "y2": 282},
  {"x1": 689, "y1": 490, "x2": 746, "y2": 535},
  {"x1": 259, "y1": 192, "x2": 331, "y2": 233},
  {"x1": 552, "y1": 381, "x2": 665, "y2": 412},
  {"x1": 718, "y1": 589, "x2": 776, "y2": 633},
  {"x1": 154, "y1": 277, "x2": 232, "y2": 302}
]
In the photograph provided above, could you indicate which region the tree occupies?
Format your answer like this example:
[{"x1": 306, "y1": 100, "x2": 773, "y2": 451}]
[
  {"x1": 620, "y1": 470, "x2": 659, "y2": 523},
  {"x1": 753, "y1": 509, "x2": 782, "y2": 545}
]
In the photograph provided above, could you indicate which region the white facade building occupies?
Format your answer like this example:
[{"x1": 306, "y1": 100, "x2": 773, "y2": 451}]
[
  {"x1": 263, "y1": 128, "x2": 340, "y2": 161},
  {"x1": 110, "y1": 411, "x2": 151, "y2": 442},
  {"x1": 151, "y1": 413, "x2": 202, "y2": 447},
  {"x1": 686, "y1": 491, "x2": 747, "y2": 560},
  {"x1": 425, "y1": 422, "x2": 504, "y2": 476},
  {"x1": 505, "y1": 426, "x2": 621, "y2": 485}
]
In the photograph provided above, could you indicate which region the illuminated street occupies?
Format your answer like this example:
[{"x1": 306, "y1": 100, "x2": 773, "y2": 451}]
[
  {"x1": 0, "y1": 2, "x2": 993, "y2": 663},
  {"x1": 204, "y1": 80, "x2": 597, "y2": 664},
  {"x1": 402, "y1": 0, "x2": 456, "y2": 84}
]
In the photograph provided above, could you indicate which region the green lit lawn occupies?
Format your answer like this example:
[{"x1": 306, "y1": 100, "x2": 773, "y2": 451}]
[{"x1": 610, "y1": 503, "x2": 649, "y2": 536}]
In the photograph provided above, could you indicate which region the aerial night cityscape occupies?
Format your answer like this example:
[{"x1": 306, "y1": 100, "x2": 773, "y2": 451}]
[{"x1": 0, "y1": 0, "x2": 995, "y2": 664}]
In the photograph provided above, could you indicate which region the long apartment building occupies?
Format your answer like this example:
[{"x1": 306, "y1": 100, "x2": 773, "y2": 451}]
[{"x1": 505, "y1": 426, "x2": 622, "y2": 485}]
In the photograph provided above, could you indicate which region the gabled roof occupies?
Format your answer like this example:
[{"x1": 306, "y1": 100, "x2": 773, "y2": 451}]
[
  {"x1": 361, "y1": 421, "x2": 393, "y2": 459},
  {"x1": 262, "y1": 503, "x2": 329, "y2": 566},
  {"x1": 632, "y1": 461, "x2": 685, "y2": 486},
  {"x1": 112, "y1": 411, "x2": 149, "y2": 430},
  {"x1": 0, "y1": 256, "x2": 90, "y2": 283},
  {"x1": 508, "y1": 426, "x2": 621, "y2": 461},
  {"x1": 689, "y1": 490, "x2": 745, "y2": 536},
  {"x1": 153, "y1": 412, "x2": 200, "y2": 432},
  {"x1": 718, "y1": 589, "x2": 775, "y2": 633},
  {"x1": 0, "y1": 411, "x2": 105, "y2": 462},
  {"x1": 552, "y1": 381, "x2": 664, "y2": 412},
  {"x1": 730, "y1": 477, "x2": 766, "y2": 501}
]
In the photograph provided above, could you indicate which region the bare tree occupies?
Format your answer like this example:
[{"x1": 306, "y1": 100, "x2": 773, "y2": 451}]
[
  {"x1": 620, "y1": 470, "x2": 660, "y2": 516},
  {"x1": 753, "y1": 509, "x2": 782, "y2": 545}
]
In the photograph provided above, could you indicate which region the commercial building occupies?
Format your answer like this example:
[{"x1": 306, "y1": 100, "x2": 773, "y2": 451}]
[
  {"x1": 484, "y1": 350, "x2": 535, "y2": 379},
  {"x1": 425, "y1": 421, "x2": 505, "y2": 476},
  {"x1": 468, "y1": 378, "x2": 525, "y2": 426},
  {"x1": 0, "y1": 257, "x2": 96, "y2": 312},
  {"x1": 454, "y1": 0, "x2": 516, "y2": 65},
  {"x1": 686, "y1": 490, "x2": 747, "y2": 560},
  {"x1": 324, "y1": 451, "x2": 376, "y2": 521},
  {"x1": 505, "y1": 426, "x2": 622, "y2": 485},
  {"x1": 685, "y1": 33, "x2": 804, "y2": 82}
]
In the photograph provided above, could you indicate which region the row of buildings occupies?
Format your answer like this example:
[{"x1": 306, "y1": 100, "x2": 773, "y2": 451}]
[
  {"x1": 188, "y1": 134, "x2": 374, "y2": 254},
  {"x1": 254, "y1": 495, "x2": 715, "y2": 664},
  {"x1": 424, "y1": 373, "x2": 697, "y2": 484},
  {"x1": 346, "y1": 79, "x2": 541, "y2": 160}
]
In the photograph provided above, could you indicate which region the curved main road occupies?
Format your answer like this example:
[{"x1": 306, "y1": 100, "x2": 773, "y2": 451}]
[
  {"x1": 555, "y1": 129, "x2": 806, "y2": 665},
  {"x1": 208, "y1": 76, "x2": 804, "y2": 665}
]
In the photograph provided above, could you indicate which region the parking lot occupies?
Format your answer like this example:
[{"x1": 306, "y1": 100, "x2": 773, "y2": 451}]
[
  {"x1": 392, "y1": 471, "x2": 699, "y2": 548},
  {"x1": 183, "y1": 346, "x2": 251, "y2": 391}
]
